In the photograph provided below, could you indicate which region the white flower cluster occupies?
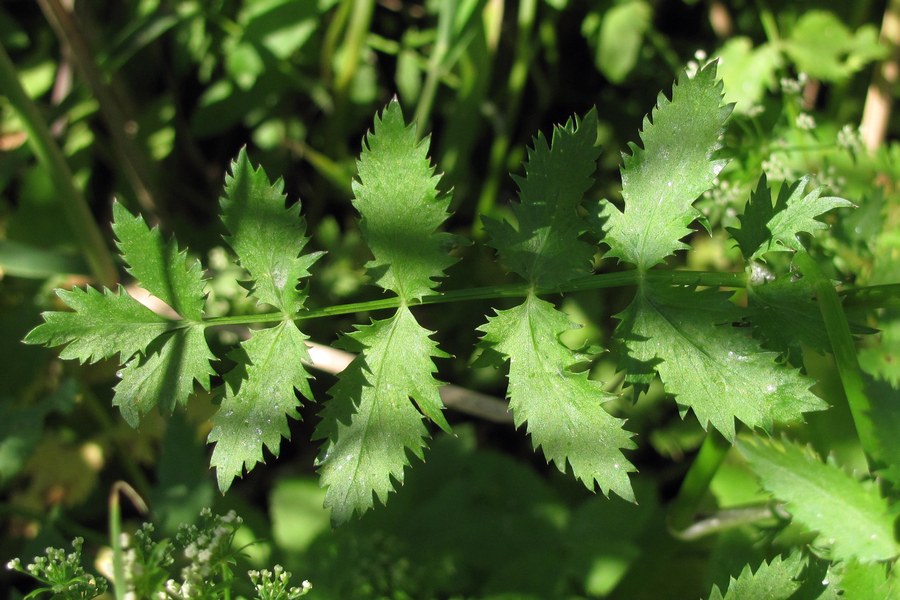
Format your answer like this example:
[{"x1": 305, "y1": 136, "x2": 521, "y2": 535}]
[
  {"x1": 248, "y1": 564, "x2": 313, "y2": 599},
  {"x1": 837, "y1": 124, "x2": 864, "y2": 154},
  {"x1": 6, "y1": 537, "x2": 107, "y2": 598},
  {"x1": 795, "y1": 112, "x2": 816, "y2": 131},
  {"x1": 780, "y1": 72, "x2": 809, "y2": 95},
  {"x1": 701, "y1": 176, "x2": 744, "y2": 219},
  {"x1": 162, "y1": 508, "x2": 243, "y2": 599},
  {"x1": 761, "y1": 153, "x2": 796, "y2": 182}
]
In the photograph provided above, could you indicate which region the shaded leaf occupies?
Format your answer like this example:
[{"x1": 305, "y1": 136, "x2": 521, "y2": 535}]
[
  {"x1": 739, "y1": 436, "x2": 899, "y2": 563},
  {"x1": 209, "y1": 320, "x2": 314, "y2": 491},
  {"x1": 484, "y1": 109, "x2": 601, "y2": 287},
  {"x1": 315, "y1": 307, "x2": 448, "y2": 525},
  {"x1": 478, "y1": 295, "x2": 634, "y2": 499}
]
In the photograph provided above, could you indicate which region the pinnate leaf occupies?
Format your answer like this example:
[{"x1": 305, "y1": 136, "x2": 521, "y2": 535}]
[
  {"x1": 738, "y1": 436, "x2": 900, "y2": 563},
  {"x1": 111, "y1": 201, "x2": 207, "y2": 320},
  {"x1": 617, "y1": 285, "x2": 826, "y2": 439},
  {"x1": 484, "y1": 109, "x2": 601, "y2": 287},
  {"x1": 209, "y1": 320, "x2": 314, "y2": 492},
  {"x1": 479, "y1": 295, "x2": 635, "y2": 499},
  {"x1": 707, "y1": 553, "x2": 805, "y2": 600},
  {"x1": 24, "y1": 285, "x2": 171, "y2": 364},
  {"x1": 315, "y1": 307, "x2": 449, "y2": 525},
  {"x1": 727, "y1": 175, "x2": 851, "y2": 261},
  {"x1": 113, "y1": 326, "x2": 215, "y2": 427},
  {"x1": 353, "y1": 100, "x2": 459, "y2": 301},
  {"x1": 602, "y1": 63, "x2": 732, "y2": 270},
  {"x1": 221, "y1": 149, "x2": 322, "y2": 313}
]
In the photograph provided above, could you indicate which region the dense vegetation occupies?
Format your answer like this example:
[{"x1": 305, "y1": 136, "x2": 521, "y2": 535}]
[{"x1": 2, "y1": 1, "x2": 899, "y2": 598}]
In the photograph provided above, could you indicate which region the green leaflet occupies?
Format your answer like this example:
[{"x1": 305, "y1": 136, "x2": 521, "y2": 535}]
[
  {"x1": 220, "y1": 149, "x2": 323, "y2": 314},
  {"x1": 113, "y1": 325, "x2": 215, "y2": 427},
  {"x1": 602, "y1": 62, "x2": 732, "y2": 270},
  {"x1": 111, "y1": 201, "x2": 206, "y2": 321},
  {"x1": 314, "y1": 101, "x2": 459, "y2": 524},
  {"x1": 24, "y1": 285, "x2": 172, "y2": 364},
  {"x1": 617, "y1": 285, "x2": 826, "y2": 440},
  {"x1": 353, "y1": 100, "x2": 460, "y2": 301},
  {"x1": 315, "y1": 307, "x2": 449, "y2": 525},
  {"x1": 746, "y1": 274, "x2": 831, "y2": 360},
  {"x1": 727, "y1": 175, "x2": 852, "y2": 261},
  {"x1": 739, "y1": 436, "x2": 900, "y2": 563},
  {"x1": 483, "y1": 109, "x2": 601, "y2": 287},
  {"x1": 209, "y1": 320, "x2": 314, "y2": 492},
  {"x1": 707, "y1": 553, "x2": 805, "y2": 600},
  {"x1": 478, "y1": 295, "x2": 634, "y2": 500}
]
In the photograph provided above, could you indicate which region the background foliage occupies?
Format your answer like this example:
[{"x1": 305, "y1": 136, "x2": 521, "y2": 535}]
[{"x1": 2, "y1": 0, "x2": 899, "y2": 598}]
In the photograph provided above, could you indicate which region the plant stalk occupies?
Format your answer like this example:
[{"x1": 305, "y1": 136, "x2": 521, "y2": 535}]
[
  {"x1": 0, "y1": 41, "x2": 117, "y2": 286},
  {"x1": 199, "y1": 269, "x2": 748, "y2": 327},
  {"x1": 667, "y1": 430, "x2": 731, "y2": 534}
]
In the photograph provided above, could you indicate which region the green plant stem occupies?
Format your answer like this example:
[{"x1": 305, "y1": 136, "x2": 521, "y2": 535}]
[
  {"x1": 108, "y1": 482, "x2": 147, "y2": 600},
  {"x1": 841, "y1": 283, "x2": 900, "y2": 310},
  {"x1": 199, "y1": 269, "x2": 748, "y2": 328},
  {"x1": 333, "y1": 0, "x2": 375, "y2": 102},
  {"x1": 473, "y1": 0, "x2": 537, "y2": 231},
  {"x1": 0, "y1": 42, "x2": 117, "y2": 287},
  {"x1": 37, "y1": 0, "x2": 161, "y2": 217},
  {"x1": 793, "y1": 251, "x2": 878, "y2": 462},
  {"x1": 413, "y1": 0, "x2": 457, "y2": 132},
  {"x1": 667, "y1": 430, "x2": 731, "y2": 534}
]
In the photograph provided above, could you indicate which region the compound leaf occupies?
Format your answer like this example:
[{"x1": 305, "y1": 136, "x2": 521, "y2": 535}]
[
  {"x1": 602, "y1": 62, "x2": 731, "y2": 270},
  {"x1": 484, "y1": 109, "x2": 601, "y2": 287},
  {"x1": 316, "y1": 307, "x2": 449, "y2": 525},
  {"x1": 25, "y1": 285, "x2": 171, "y2": 364},
  {"x1": 209, "y1": 320, "x2": 314, "y2": 492},
  {"x1": 617, "y1": 285, "x2": 826, "y2": 440},
  {"x1": 113, "y1": 325, "x2": 215, "y2": 427},
  {"x1": 221, "y1": 149, "x2": 322, "y2": 314},
  {"x1": 727, "y1": 176, "x2": 851, "y2": 261},
  {"x1": 739, "y1": 436, "x2": 900, "y2": 563},
  {"x1": 111, "y1": 201, "x2": 207, "y2": 321},
  {"x1": 707, "y1": 553, "x2": 805, "y2": 600},
  {"x1": 353, "y1": 100, "x2": 460, "y2": 301},
  {"x1": 479, "y1": 295, "x2": 635, "y2": 499}
]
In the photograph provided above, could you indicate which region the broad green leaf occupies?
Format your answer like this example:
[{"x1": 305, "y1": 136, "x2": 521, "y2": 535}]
[
  {"x1": 112, "y1": 201, "x2": 206, "y2": 321},
  {"x1": 707, "y1": 553, "x2": 805, "y2": 600},
  {"x1": 221, "y1": 149, "x2": 322, "y2": 314},
  {"x1": 596, "y1": 1, "x2": 651, "y2": 83},
  {"x1": 746, "y1": 274, "x2": 831, "y2": 359},
  {"x1": 478, "y1": 295, "x2": 634, "y2": 499},
  {"x1": 727, "y1": 176, "x2": 851, "y2": 261},
  {"x1": 209, "y1": 320, "x2": 314, "y2": 491},
  {"x1": 484, "y1": 109, "x2": 601, "y2": 287},
  {"x1": 836, "y1": 560, "x2": 900, "y2": 599},
  {"x1": 738, "y1": 436, "x2": 900, "y2": 563},
  {"x1": 785, "y1": 11, "x2": 888, "y2": 82},
  {"x1": 113, "y1": 326, "x2": 215, "y2": 427},
  {"x1": 315, "y1": 307, "x2": 449, "y2": 525},
  {"x1": 601, "y1": 63, "x2": 731, "y2": 270},
  {"x1": 865, "y1": 377, "x2": 900, "y2": 487},
  {"x1": 352, "y1": 100, "x2": 459, "y2": 301},
  {"x1": 25, "y1": 285, "x2": 171, "y2": 363},
  {"x1": 714, "y1": 37, "x2": 781, "y2": 114},
  {"x1": 617, "y1": 285, "x2": 826, "y2": 440}
]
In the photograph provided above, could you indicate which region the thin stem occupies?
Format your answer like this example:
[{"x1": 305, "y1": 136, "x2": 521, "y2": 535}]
[
  {"x1": 200, "y1": 269, "x2": 748, "y2": 328},
  {"x1": 0, "y1": 41, "x2": 117, "y2": 286},
  {"x1": 37, "y1": 0, "x2": 161, "y2": 217},
  {"x1": 333, "y1": 0, "x2": 375, "y2": 102},
  {"x1": 108, "y1": 482, "x2": 147, "y2": 600},
  {"x1": 667, "y1": 430, "x2": 731, "y2": 534},
  {"x1": 413, "y1": 0, "x2": 457, "y2": 132},
  {"x1": 793, "y1": 252, "x2": 878, "y2": 463},
  {"x1": 473, "y1": 0, "x2": 537, "y2": 231}
]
